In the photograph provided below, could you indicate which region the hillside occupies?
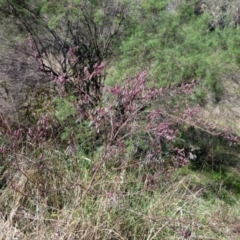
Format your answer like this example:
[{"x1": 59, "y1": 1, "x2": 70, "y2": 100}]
[{"x1": 0, "y1": 1, "x2": 240, "y2": 239}]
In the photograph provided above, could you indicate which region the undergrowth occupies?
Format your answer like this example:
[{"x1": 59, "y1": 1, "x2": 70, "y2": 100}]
[
  {"x1": 1, "y1": 66, "x2": 240, "y2": 239},
  {"x1": 0, "y1": 146, "x2": 240, "y2": 239},
  {"x1": 0, "y1": 1, "x2": 240, "y2": 239}
]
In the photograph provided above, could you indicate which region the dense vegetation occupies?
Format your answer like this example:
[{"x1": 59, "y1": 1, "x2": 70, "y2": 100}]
[{"x1": 0, "y1": 0, "x2": 240, "y2": 239}]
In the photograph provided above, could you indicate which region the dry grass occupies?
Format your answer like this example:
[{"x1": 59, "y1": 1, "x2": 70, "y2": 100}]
[
  {"x1": 0, "y1": 145, "x2": 240, "y2": 240},
  {"x1": 201, "y1": 72, "x2": 240, "y2": 135}
]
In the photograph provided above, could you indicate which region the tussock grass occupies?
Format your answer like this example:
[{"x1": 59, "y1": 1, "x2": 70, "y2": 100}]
[{"x1": 0, "y1": 144, "x2": 240, "y2": 239}]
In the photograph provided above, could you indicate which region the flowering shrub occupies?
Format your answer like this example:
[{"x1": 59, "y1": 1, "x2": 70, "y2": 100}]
[{"x1": 0, "y1": 43, "x2": 238, "y2": 169}]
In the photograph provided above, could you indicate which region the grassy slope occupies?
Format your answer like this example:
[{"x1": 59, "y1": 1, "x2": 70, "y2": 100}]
[
  {"x1": 1, "y1": 1, "x2": 240, "y2": 240},
  {"x1": 0, "y1": 147, "x2": 240, "y2": 239}
]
